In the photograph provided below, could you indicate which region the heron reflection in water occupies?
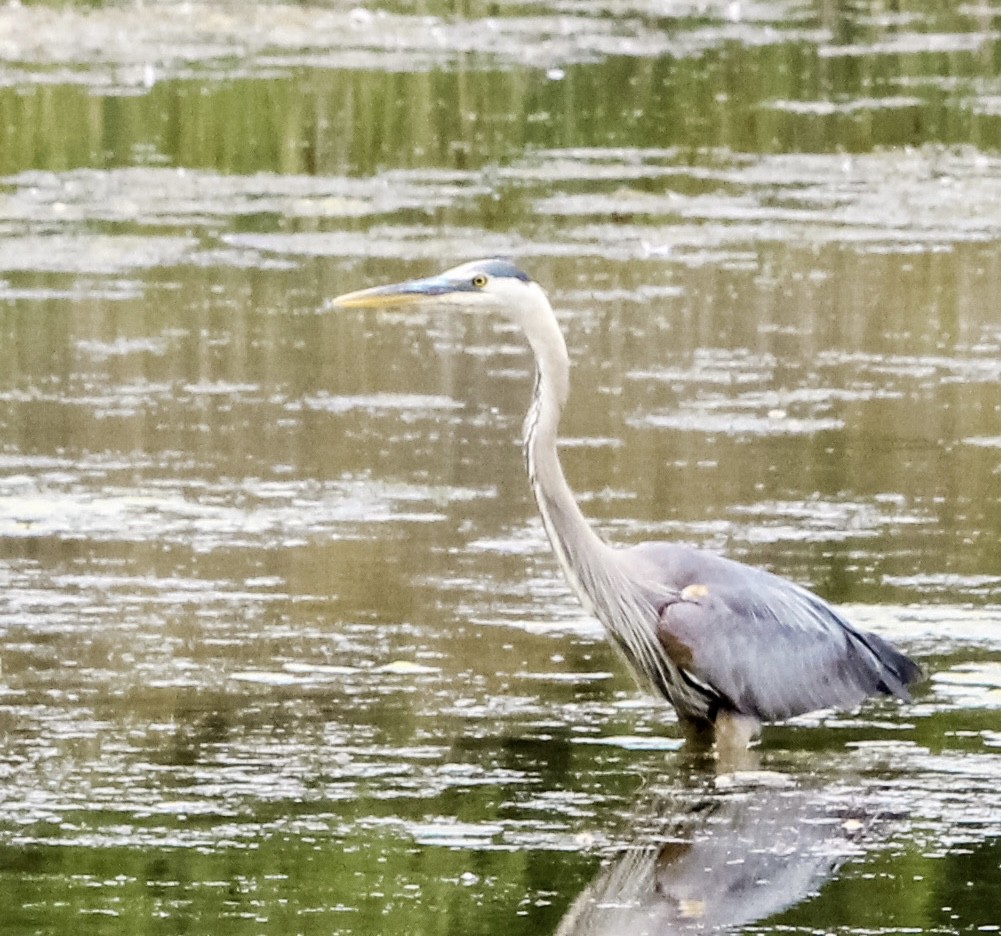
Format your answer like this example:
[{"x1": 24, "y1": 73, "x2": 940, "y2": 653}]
[
  {"x1": 554, "y1": 781, "x2": 872, "y2": 936},
  {"x1": 332, "y1": 259, "x2": 921, "y2": 754}
]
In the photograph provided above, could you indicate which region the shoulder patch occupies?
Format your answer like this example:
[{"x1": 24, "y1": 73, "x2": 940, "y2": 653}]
[{"x1": 681, "y1": 583, "x2": 710, "y2": 601}]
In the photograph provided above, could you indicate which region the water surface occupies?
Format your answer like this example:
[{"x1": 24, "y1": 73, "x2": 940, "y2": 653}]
[{"x1": 0, "y1": 0, "x2": 999, "y2": 933}]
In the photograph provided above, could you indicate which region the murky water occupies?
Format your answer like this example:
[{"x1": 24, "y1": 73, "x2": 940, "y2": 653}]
[{"x1": 1, "y1": 0, "x2": 999, "y2": 932}]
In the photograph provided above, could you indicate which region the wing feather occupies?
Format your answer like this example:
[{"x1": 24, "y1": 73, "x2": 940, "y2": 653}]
[{"x1": 624, "y1": 542, "x2": 920, "y2": 722}]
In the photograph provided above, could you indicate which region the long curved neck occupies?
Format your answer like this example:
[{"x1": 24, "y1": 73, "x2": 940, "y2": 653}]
[
  {"x1": 521, "y1": 311, "x2": 614, "y2": 614},
  {"x1": 518, "y1": 297, "x2": 679, "y2": 703}
]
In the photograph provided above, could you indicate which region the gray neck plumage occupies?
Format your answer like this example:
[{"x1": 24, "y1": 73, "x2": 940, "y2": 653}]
[
  {"x1": 520, "y1": 319, "x2": 609, "y2": 616},
  {"x1": 520, "y1": 330, "x2": 677, "y2": 700},
  {"x1": 524, "y1": 367, "x2": 609, "y2": 618}
]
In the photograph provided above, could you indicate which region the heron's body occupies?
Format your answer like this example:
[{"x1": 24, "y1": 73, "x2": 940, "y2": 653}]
[{"x1": 332, "y1": 259, "x2": 921, "y2": 742}]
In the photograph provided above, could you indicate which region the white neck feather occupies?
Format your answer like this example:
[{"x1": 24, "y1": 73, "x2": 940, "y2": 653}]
[{"x1": 517, "y1": 286, "x2": 677, "y2": 700}]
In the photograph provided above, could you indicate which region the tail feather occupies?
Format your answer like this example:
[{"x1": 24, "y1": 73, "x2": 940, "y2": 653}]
[{"x1": 859, "y1": 630, "x2": 922, "y2": 701}]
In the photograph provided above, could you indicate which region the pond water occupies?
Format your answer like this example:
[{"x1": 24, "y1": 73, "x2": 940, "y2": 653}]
[{"x1": 0, "y1": 1, "x2": 999, "y2": 933}]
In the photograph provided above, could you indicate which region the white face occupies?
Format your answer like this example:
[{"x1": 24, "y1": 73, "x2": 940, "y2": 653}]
[
  {"x1": 438, "y1": 260, "x2": 549, "y2": 328},
  {"x1": 432, "y1": 260, "x2": 505, "y2": 308}
]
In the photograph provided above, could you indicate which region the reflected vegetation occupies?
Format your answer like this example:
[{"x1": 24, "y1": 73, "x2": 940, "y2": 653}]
[
  {"x1": 0, "y1": 0, "x2": 999, "y2": 934},
  {"x1": 0, "y1": 1, "x2": 998, "y2": 176}
]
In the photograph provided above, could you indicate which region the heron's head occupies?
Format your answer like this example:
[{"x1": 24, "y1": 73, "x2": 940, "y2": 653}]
[{"x1": 330, "y1": 259, "x2": 550, "y2": 330}]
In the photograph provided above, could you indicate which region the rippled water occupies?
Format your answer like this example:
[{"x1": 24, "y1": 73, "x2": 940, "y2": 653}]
[{"x1": 1, "y1": 0, "x2": 999, "y2": 933}]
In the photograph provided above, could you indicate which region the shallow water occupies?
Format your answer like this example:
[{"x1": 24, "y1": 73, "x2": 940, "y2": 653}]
[{"x1": 1, "y1": 0, "x2": 999, "y2": 933}]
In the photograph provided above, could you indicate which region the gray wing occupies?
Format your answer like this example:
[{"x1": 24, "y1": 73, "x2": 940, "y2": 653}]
[{"x1": 625, "y1": 542, "x2": 920, "y2": 722}]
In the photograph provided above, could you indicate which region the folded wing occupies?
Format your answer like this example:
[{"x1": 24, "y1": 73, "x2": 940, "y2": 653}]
[{"x1": 626, "y1": 543, "x2": 921, "y2": 722}]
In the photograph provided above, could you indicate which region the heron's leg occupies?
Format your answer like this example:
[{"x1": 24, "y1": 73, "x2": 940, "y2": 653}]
[
  {"x1": 713, "y1": 711, "x2": 761, "y2": 773},
  {"x1": 678, "y1": 715, "x2": 715, "y2": 748}
]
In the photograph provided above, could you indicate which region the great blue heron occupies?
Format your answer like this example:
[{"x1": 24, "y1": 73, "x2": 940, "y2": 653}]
[{"x1": 332, "y1": 258, "x2": 921, "y2": 748}]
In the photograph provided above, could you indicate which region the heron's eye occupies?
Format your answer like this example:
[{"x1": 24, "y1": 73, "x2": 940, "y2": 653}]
[{"x1": 471, "y1": 274, "x2": 488, "y2": 288}]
